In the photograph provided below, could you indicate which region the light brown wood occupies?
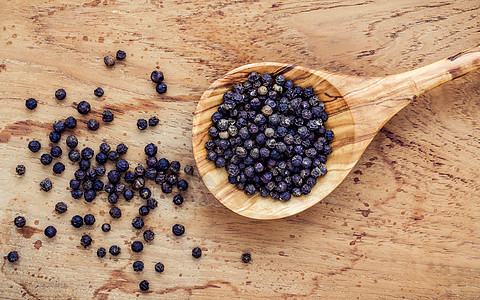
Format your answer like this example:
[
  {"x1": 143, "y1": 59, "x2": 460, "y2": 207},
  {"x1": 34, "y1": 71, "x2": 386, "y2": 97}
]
[
  {"x1": 192, "y1": 46, "x2": 480, "y2": 220},
  {"x1": 1, "y1": 0, "x2": 480, "y2": 299}
]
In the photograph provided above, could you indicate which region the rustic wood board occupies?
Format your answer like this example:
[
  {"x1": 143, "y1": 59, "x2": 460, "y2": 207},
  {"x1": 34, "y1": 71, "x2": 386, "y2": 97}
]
[{"x1": 1, "y1": 0, "x2": 479, "y2": 298}]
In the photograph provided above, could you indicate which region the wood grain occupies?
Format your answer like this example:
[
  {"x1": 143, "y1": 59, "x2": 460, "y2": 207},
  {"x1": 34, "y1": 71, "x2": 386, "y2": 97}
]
[{"x1": 1, "y1": 0, "x2": 480, "y2": 298}]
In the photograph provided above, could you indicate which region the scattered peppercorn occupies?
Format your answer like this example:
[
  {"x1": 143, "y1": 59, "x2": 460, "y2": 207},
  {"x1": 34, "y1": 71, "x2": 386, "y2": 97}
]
[
  {"x1": 28, "y1": 140, "x2": 41, "y2": 152},
  {"x1": 131, "y1": 217, "x2": 144, "y2": 230},
  {"x1": 77, "y1": 101, "x2": 91, "y2": 114},
  {"x1": 192, "y1": 247, "x2": 202, "y2": 258},
  {"x1": 137, "y1": 119, "x2": 148, "y2": 130},
  {"x1": 132, "y1": 177, "x2": 145, "y2": 190},
  {"x1": 184, "y1": 165, "x2": 194, "y2": 175},
  {"x1": 150, "y1": 70, "x2": 164, "y2": 83},
  {"x1": 71, "y1": 215, "x2": 83, "y2": 228},
  {"x1": 99, "y1": 142, "x2": 111, "y2": 154},
  {"x1": 44, "y1": 226, "x2": 57, "y2": 238},
  {"x1": 154, "y1": 262, "x2": 164, "y2": 273},
  {"x1": 55, "y1": 202, "x2": 67, "y2": 214},
  {"x1": 55, "y1": 89, "x2": 66, "y2": 100},
  {"x1": 108, "y1": 151, "x2": 119, "y2": 161},
  {"x1": 116, "y1": 143, "x2": 128, "y2": 155},
  {"x1": 144, "y1": 143, "x2": 157, "y2": 157},
  {"x1": 53, "y1": 120, "x2": 66, "y2": 133},
  {"x1": 16, "y1": 165, "x2": 26, "y2": 175},
  {"x1": 25, "y1": 98, "x2": 37, "y2": 110},
  {"x1": 65, "y1": 116, "x2": 77, "y2": 129},
  {"x1": 104, "y1": 55, "x2": 115, "y2": 67},
  {"x1": 116, "y1": 50, "x2": 126, "y2": 60},
  {"x1": 173, "y1": 194, "x2": 184, "y2": 206},
  {"x1": 156, "y1": 83, "x2": 167, "y2": 94},
  {"x1": 69, "y1": 150, "x2": 80, "y2": 162},
  {"x1": 177, "y1": 180, "x2": 188, "y2": 191},
  {"x1": 109, "y1": 207, "x2": 122, "y2": 219},
  {"x1": 93, "y1": 87, "x2": 104, "y2": 98},
  {"x1": 138, "y1": 206, "x2": 149, "y2": 216},
  {"x1": 143, "y1": 230, "x2": 155, "y2": 242},
  {"x1": 84, "y1": 189, "x2": 96, "y2": 202},
  {"x1": 100, "y1": 224, "x2": 110, "y2": 233},
  {"x1": 14, "y1": 216, "x2": 26, "y2": 228},
  {"x1": 123, "y1": 189, "x2": 134, "y2": 201},
  {"x1": 172, "y1": 224, "x2": 185, "y2": 236},
  {"x1": 170, "y1": 161, "x2": 180, "y2": 173},
  {"x1": 49, "y1": 131, "x2": 61, "y2": 143},
  {"x1": 81, "y1": 235, "x2": 92, "y2": 248},
  {"x1": 65, "y1": 135, "x2": 78, "y2": 149},
  {"x1": 7, "y1": 251, "x2": 19, "y2": 262},
  {"x1": 148, "y1": 116, "x2": 159, "y2": 127},
  {"x1": 139, "y1": 280, "x2": 149, "y2": 291},
  {"x1": 241, "y1": 253, "x2": 251, "y2": 263},
  {"x1": 50, "y1": 146, "x2": 62, "y2": 158},
  {"x1": 53, "y1": 162, "x2": 65, "y2": 174},
  {"x1": 102, "y1": 110, "x2": 114, "y2": 122},
  {"x1": 133, "y1": 261, "x2": 144, "y2": 272},
  {"x1": 97, "y1": 247, "x2": 106, "y2": 258},
  {"x1": 84, "y1": 214, "x2": 96, "y2": 225},
  {"x1": 146, "y1": 198, "x2": 158, "y2": 210},
  {"x1": 139, "y1": 188, "x2": 151, "y2": 199},
  {"x1": 40, "y1": 178, "x2": 52, "y2": 191},
  {"x1": 131, "y1": 241, "x2": 143, "y2": 253},
  {"x1": 87, "y1": 119, "x2": 99, "y2": 131},
  {"x1": 109, "y1": 245, "x2": 121, "y2": 256}
]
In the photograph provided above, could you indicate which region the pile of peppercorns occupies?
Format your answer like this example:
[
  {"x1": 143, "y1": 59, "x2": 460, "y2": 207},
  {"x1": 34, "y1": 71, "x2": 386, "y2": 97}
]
[{"x1": 205, "y1": 72, "x2": 333, "y2": 201}]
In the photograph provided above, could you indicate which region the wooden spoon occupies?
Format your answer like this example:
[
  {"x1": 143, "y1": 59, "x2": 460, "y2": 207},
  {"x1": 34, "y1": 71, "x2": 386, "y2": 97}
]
[{"x1": 192, "y1": 46, "x2": 480, "y2": 220}]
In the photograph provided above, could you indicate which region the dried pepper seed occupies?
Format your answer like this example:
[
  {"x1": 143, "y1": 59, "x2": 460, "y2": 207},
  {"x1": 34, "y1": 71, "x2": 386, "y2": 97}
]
[
  {"x1": 144, "y1": 143, "x2": 157, "y2": 157},
  {"x1": 44, "y1": 226, "x2": 57, "y2": 238},
  {"x1": 192, "y1": 247, "x2": 202, "y2": 258},
  {"x1": 84, "y1": 214, "x2": 96, "y2": 225},
  {"x1": 172, "y1": 224, "x2": 185, "y2": 236},
  {"x1": 71, "y1": 189, "x2": 83, "y2": 199},
  {"x1": 155, "y1": 158, "x2": 170, "y2": 172},
  {"x1": 139, "y1": 280, "x2": 149, "y2": 291},
  {"x1": 131, "y1": 241, "x2": 143, "y2": 253},
  {"x1": 25, "y1": 98, "x2": 37, "y2": 110},
  {"x1": 184, "y1": 165, "x2": 194, "y2": 175},
  {"x1": 109, "y1": 245, "x2": 121, "y2": 256},
  {"x1": 132, "y1": 177, "x2": 145, "y2": 190},
  {"x1": 108, "y1": 193, "x2": 118, "y2": 204},
  {"x1": 97, "y1": 247, "x2": 106, "y2": 258},
  {"x1": 146, "y1": 156, "x2": 157, "y2": 167},
  {"x1": 123, "y1": 189, "x2": 134, "y2": 201},
  {"x1": 146, "y1": 198, "x2": 158, "y2": 210},
  {"x1": 115, "y1": 159, "x2": 129, "y2": 173},
  {"x1": 66, "y1": 135, "x2": 78, "y2": 149},
  {"x1": 177, "y1": 180, "x2": 188, "y2": 191},
  {"x1": 161, "y1": 183, "x2": 172, "y2": 194},
  {"x1": 104, "y1": 55, "x2": 115, "y2": 67},
  {"x1": 84, "y1": 189, "x2": 96, "y2": 202},
  {"x1": 55, "y1": 89, "x2": 66, "y2": 100},
  {"x1": 150, "y1": 70, "x2": 164, "y2": 83},
  {"x1": 116, "y1": 50, "x2": 126, "y2": 60},
  {"x1": 40, "y1": 154, "x2": 53, "y2": 165},
  {"x1": 69, "y1": 150, "x2": 80, "y2": 162},
  {"x1": 53, "y1": 162, "x2": 65, "y2": 174},
  {"x1": 137, "y1": 119, "x2": 148, "y2": 130},
  {"x1": 143, "y1": 230, "x2": 155, "y2": 242},
  {"x1": 241, "y1": 253, "x2": 251, "y2": 263},
  {"x1": 87, "y1": 119, "x2": 99, "y2": 131},
  {"x1": 154, "y1": 262, "x2": 164, "y2": 273},
  {"x1": 79, "y1": 159, "x2": 90, "y2": 171},
  {"x1": 132, "y1": 217, "x2": 144, "y2": 230},
  {"x1": 100, "y1": 142, "x2": 111, "y2": 154},
  {"x1": 55, "y1": 202, "x2": 67, "y2": 214},
  {"x1": 28, "y1": 140, "x2": 41, "y2": 152},
  {"x1": 77, "y1": 101, "x2": 91, "y2": 114},
  {"x1": 166, "y1": 174, "x2": 178, "y2": 185},
  {"x1": 80, "y1": 235, "x2": 92, "y2": 248},
  {"x1": 15, "y1": 165, "x2": 26, "y2": 175},
  {"x1": 101, "y1": 223, "x2": 111, "y2": 232},
  {"x1": 138, "y1": 206, "x2": 149, "y2": 216},
  {"x1": 133, "y1": 261, "x2": 144, "y2": 272},
  {"x1": 173, "y1": 194, "x2": 183, "y2": 206},
  {"x1": 170, "y1": 161, "x2": 180, "y2": 173},
  {"x1": 95, "y1": 152, "x2": 107, "y2": 164},
  {"x1": 53, "y1": 120, "x2": 66, "y2": 133},
  {"x1": 102, "y1": 110, "x2": 114, "y2": 122},
  {"x1": 108, "y1": 151, "x2": 119, "y2": 161},
  {"x1": 139, "y1": 188, "x2": 151, "y2": 199},
  {"x1": 95, "y1": 165, "x2": 106, "y2": 175},
  {"x1": 49, "y1": 131, "x2": 61, "y2": 143},
  {"x1": 156, "y1": 83, "x2": 167, "y2": 94},
  {"x1": 40, "y1": 179, "x2": 52, "y2": 191},
  {"x1": 14, "y1": 216, "x2": 26, "y2": 228},
  {"x1": 94, "y1": 87, "x2": 104, "y2": 97},
  {"x1": 144, "y1": 168, "x2": 157, "y2": 180},
  {"x1": 148, "y1": 116, "x2": 159, "y2": 127},
  {"x1": 7, "y1": 251, "x2": 19, "y2": 262},
  {"x1": 109, "y1": 207, "x2": 122, "y2": 219},
  {"x1": 65, "y1": 116, "x2": 77, "y2": 129},
  {"x1": 107, "y1": 170, "x2": 121, "y2": 184},
  {"x1": 50, "y1": 146, "x2": 62, "y2": 158}
]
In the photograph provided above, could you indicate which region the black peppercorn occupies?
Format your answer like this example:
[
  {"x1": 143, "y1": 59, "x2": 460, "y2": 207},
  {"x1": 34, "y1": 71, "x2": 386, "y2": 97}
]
[
  {"x1": 115, "y1": 144, "x2": 127, "y2": 155},
  {"x1": 151, "y1": 70, "x2": 164, "y2": 83},
  {"x1": 108, "y1": 151, "x2": 119, "y2": 161},
  {"x1": 15, "y1": 165, "x2": 26, "y2": 175},
  {"x1": 95, "y1": 152, "x2": 107, "y2": 165},
  {"x1": 7, "y1": 251, "x2": 19, "y2": 262},
  {"x1": 102, "y1": 223, "x2": 111, "y2": 232},
  {"x1": 49, "y1": 131, "x2": 61, "y2": 143},
  {"x1": 139, "y1": 188, "x2": 151, "y2": 199},
  {"x1": 40, "y1": 178, "x2": 52, "y2": 191},
  {"x1": 102, "y1": 110, "x2": 114, "y2": 122},
  {"x1": 139, "y1": 280, "x2": 149, "y2": 291},
  {"x1": 50, "y1": 146, "x2": 62, "y2": 158},
  {"x1": 133, "y1": 261, "x2": 144, "y2": 272},
  {"x1": 28, "y1": 140, "x2": 41, "y2": 152},
  {"x1": 99, "y1": 142, "x2": 111, "y2": 154},
  {"x1": 109, "y1": 245, "x2": 121, "y2": 256},
  {"x1": 131, "y1": 241, "x2": 143, "y2": 253},
  {"x1": 104, "y1": 182, "x2": 114, "y2": 194},
  {"x1": 97, "y1": 247, "x2": 106, "y2": 258},
  {"x1": 55, "y1": 88, "x2": 66, "y2": 100},
  {"x1": 14, "y1": 216, "x2": 26, "y2": 228},
  {"x1": 172, "y1": 224, "x2": 185, "y2": 236},
  {"x1": 173, "y1": 194, "x2": 184, "y2": 206},
  {"x1": 148, "y1": 116, "x2": 159, "y2": 127},
  {"x1": 115, "y1": 183, "x2": 125, "y2": 194},
  {"x1": 25, "y1": 98, "x2": 37, "y2": 110},
  {"x1": 116, "y1": 159, "x2": 129, "y2": 172},
  {"x1": 53, "y1": 120, "x2": 66, "y2": 133},
  {"x1": 79, "y1": 159, "x2": 90, "y2": 171},
  {"x1": 161, "y1": 183, "x2": 172, "y2": 194},
  {"x1": 177, "y1": 180, "x2": 188, "y2": 191},
  {"x1": 146, "y1": 156, "x2": 157, "y2": 167},
  {"x1": 52, "y1": 162, "x2": 65, "y2": 174},
  {"x1": 65, "y1": 135, "x2": 78, "y2": 149},
  {"x1": 132, "y1": 177, "x2": 145, "y2": 190},
  {"x1": 192, "y1": 247, "x2": 202, "y2": 258},
  {"x1": 184, "y1": 165, "x2": 194, "y2": 175},
  {"x1": 40, "y1": 154, "x2": 53, "y2": 165},
  {"x1": 65, "y1": 116, "x2": 77, "y2": 129},
  {"x1": 123, "y1": 189, "x2": 134, "y2": 201},
  {"x1": 84, "y1": 189, "x2": 96, "y2": 202},
  {"x1": 137, "y1": 119, "x2": 147, "y2": 130},
  {"x1": 104, "y1": 55, "x2": 115, "y2": 67},
  {"x1": 116, "y1": 50, "x2": 126, "y2": 60},
  {"x1": 71, "y1": 189, "x2": 83, "y2": 199},
  {"x1": 138, "y1": 205, "x2": 149, "y2": 216},
  {"x1": 44, "y1": 225, "x2": 57, "y2": 238},
  {"x1": 109, "y1": 207, "x2": 121, "y2": 219},
  {"x1": 156, "y1": 83, "x2": 167, "y2": 94},
  {"x1": 146, "y1": 198, "x2": 158, "y2": 210},
  {"x1": 84, "y1": 214, "x2": 95, "y2": 225},
  {"x1": 55, "y1": 202, "x2": 67, "y2": 214},
  {"x1": 156, "y1": 158, "x2": 170, "y2": 172},
  {"x1": 155, "y1": 262, "x2": 164, "y2": 273},
  {"x1": 170, "y1": 161, "x2": 180, "y2": 173},
  {"x1": 107, "y1": 170, "x2": 121, "y2": 184},
  {"x1": 81, "y1": 235, "x2": 92, "y2": 248},
  {"x1": 144, "y1": 168, "x2": 157, "y2": 180},
  {"x1": 144, "y1": 143, "x2": 157, "y2": 157},
  {"x1": 143, "y1": 230, "x2": 155, "y2": 242},
  {"x1": 241, "y1": 253, "x2": 251, "y2": 263},
  {"x1": 77, "y1": 101, "x2": 91, "y2": 114},
  {"x1": 132, "y1": 217, "x2": 144, "y2": 230},
  {"x1": 69, "y1": 150, "x2": 80, "y2": 162},
  {"x1": 87, "y1": 119, "x2": 99, "y2": 131}
]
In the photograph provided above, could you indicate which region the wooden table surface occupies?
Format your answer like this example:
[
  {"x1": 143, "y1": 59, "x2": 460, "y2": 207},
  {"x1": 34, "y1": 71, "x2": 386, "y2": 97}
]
[{"x1": 1, "y1": 0, "x2": 479, "y2": 299}]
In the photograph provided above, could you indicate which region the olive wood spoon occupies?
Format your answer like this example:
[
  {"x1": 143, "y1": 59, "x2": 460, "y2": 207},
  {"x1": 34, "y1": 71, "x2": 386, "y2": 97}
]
[{"x1": 192, "y1": 45, "x2": 480, "y2": 220}]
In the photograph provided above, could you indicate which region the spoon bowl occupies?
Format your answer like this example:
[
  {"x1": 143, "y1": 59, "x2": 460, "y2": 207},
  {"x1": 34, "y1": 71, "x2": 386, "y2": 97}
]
[{"x1": 192, "y1": 46, "x2": 480, "y2": 219}]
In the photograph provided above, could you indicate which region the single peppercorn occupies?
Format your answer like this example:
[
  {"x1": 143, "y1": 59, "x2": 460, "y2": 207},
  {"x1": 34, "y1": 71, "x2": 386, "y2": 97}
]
[
  {"x1": 143, "y1": 230, "x2": 155, "y2": 242},
  {"x1": 109, "y1": 207, "x2": 122, "y2": 219},
  {"x1": 139, "y1": 280, "x2": 149, "y2": 291},
  {"x1": 170, "y1": 161, "x2": 180, "y2": 173},
  {"x1": 131, "y1": 241, "x2": 143, "y2": 253},
  {"x1": 107, "y1": 170, "x2": 121, "y2": 184},
  {"x1": 100, "y1": 142, "x2": 111, "y2": 154},
  {"x1": 96, "y1": 166, "x2": 106, "y2": 176},
  {"x1": 52, "y1": 162, "x2": 65, "y2": 174},
  {"x1": 53, "y1": 120, "x2": 66, "y2": 133},
  {"x1": 55, "y1": 89, "x2": 66, "y2": 100},
  {"x1": 55, "y1": 202, "x2": 67, "y2": 214},
  {"x1": 109, "y1": 245, "x2": 121, "y2": 256},
  {"x1": 81, "y1": 235, "x2": 92, "y2": 248},
  {"x1": 69, "y1": 150, "x2": 80, "y2": 162},
  {"x1": 146, "y1": 198, "x2": 158, "y2": 210},
  {"x1": 116, "y1": 143, "x2": 128, "y2": 155},
  {"x1": 14, "y1": 216, "x2": 26, "y2": 228},
  {"x1": 154, "y1": 262, "x2": 164, "y2": 273},
  {"x1": 87, "y1": 119, "x2": 99, "y2": 131},
  {"x1": 15, "y1": 165, "x2": 26, "y2": 175},
  {"x1": 84, "y1": 214, "x2": 95, "y2": 225},
  {"x1": 137, "y1": 119, "x2": 148, "y2": 130},
  {"x1": 116, "y1": 50, "x2": 126, "y2": 60},
  {"x1": 28, "y1": 140, "x2": 41, "y2": 152},
  {"x1": 7, "y1": 251, "x2": 19, "y2": 262},
  {"x1": 241, "y1": 253, "x2": 251, "y2": 263},
  {"x1": 133, "y1": 261, "x2": 144, "y2": 272},
  {"x1": 50, "y1": 146, "x2": 62, "y2": 158},
  {"x1": 84, "y1": 189, "x2": 96, "y2": 202},
  {"x1": 144, "y1": 143, "x2": 157, "y2": 157},
  {"x1": 192, "y1": 247, "x2": 202, "y2": 258},
  {"x1": 146, "y1": 156, "x2": 157, "y2": 167},
  {"x1": 177, "y1": 180, "x2": 188, "y2": 191},
  {"x1": 173, "y1": 194, "x2": 184, "y2": 206},
  {"x1": 138, "y1": 206, "x2": 149, "y2": 216},
  {"x1": 156, "y1": 83, "x2": 167, "y2": 94},
  {"x1": 107, "y1": 193, "x2": 118, "y2": 204},
  {"x1": 123, "y1": 189, "x2": 134, "y2": 201},
  {"x1": 65, "y1": 116, "x2": 77, "y2": 129},
  {"x1": 66, "y1": 135, "x2": 78, "y2": 149},
  {"x1": 102, "y1": 110, "x2": 114, "y2": 122},
  {"x1": 108, "y1": 151, "x2": 119, "y2": 161},
  {"x1": 71, "y1": 189, "x2": 83, "y2": 199},
  {"x1": 40, "y1": 154, "x2": 52, "y2": 165},
  {"x1": 132, "y1": 177, "x2": 145, "y2": 190},
  {"x1": 95, "y1": 152, "x2": 107, "y2": 165},
  {"x1": 49, "y1": 131, "x2": 61, "y2": 143},
  {"x1": 40, "y1": 178, "x2": 52, "y2": 191},
  {"x1": 184, "y1": 165, "x2": 194, "y2": 175},
  {"x1": 25, "y1": 98, "x2": 37, "y2": 110},
  {"x1": 77, "y1": 101, "x2": 91, "y2": 114},
  {"x1": 104, "y1": 55, "x2": 115, "y2": 67},
  {"x1": 148, "y1": 116, "x2": 159, "y2": 127},
  {"x1": 97, "y1": 247, "x2": 106, "y2": 258},
  {"x1": 139, "y1": 188, "x2": 151, "y2": 199},
  {"x1": 150, "y1": 70, "x2": 164, "y2": 83},
  {"x1": 172, "y1": 224, "x2": 185, "y2": 236},
  {"x1": 144, "y1": 168, "x2": 157, "y2": 180},
  {"x1": 116, "y1": 159, "x2": 129, "y2": 173},
  {"x1": 132, "y1": 217, "x2": 144, "y2": 230},
  {"x1": 44, "y1": 226, "x2": 57, "y2": 238}
]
